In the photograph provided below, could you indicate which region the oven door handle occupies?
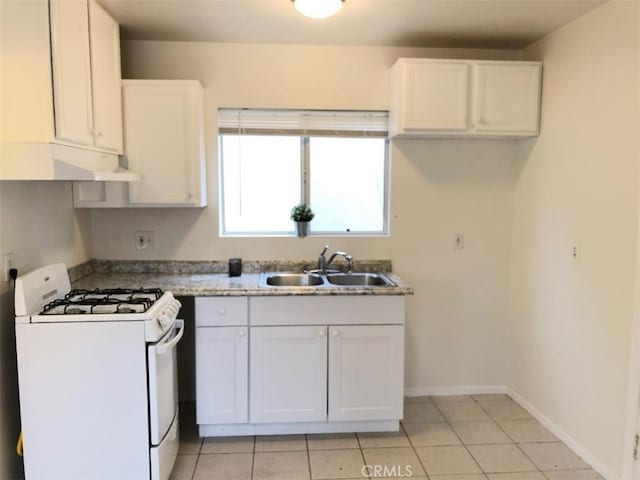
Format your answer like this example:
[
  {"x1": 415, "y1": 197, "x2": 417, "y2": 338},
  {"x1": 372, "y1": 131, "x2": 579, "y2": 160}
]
[{"x1": 157, "y1": 319, "x2": 184, "y2": 354}]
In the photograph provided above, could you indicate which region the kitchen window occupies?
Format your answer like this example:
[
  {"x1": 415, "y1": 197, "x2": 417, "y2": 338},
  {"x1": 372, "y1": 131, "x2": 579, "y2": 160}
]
[{"x1": 219, "y1": 109, "x2": 389, "y2": 236}]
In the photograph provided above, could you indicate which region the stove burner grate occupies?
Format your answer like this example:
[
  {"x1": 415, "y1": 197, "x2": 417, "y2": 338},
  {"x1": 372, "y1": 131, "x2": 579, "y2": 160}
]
[
  {"x1": 40, "y1": 287, "x2": 164, "y2": 315},
  {"x1": 65, "y1": 307, "x2": 86, "y2": 315},
  {"x1": 66, "y1": 287, "x2": 163, "y2": 301}
]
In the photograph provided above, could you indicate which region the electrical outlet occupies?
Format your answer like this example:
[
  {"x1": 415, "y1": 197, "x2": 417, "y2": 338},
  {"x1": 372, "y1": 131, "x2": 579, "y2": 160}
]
[
  {"x1": 454, "y1": 233, "x2": 464, "y2": 250},
  {"x1": 135, "y1": 231, "x2": 154, "y2": 251},
  {"x1": 571, "y1": 244, "x2": 580, "y2": 263},
  {"x1": 3, "y1": 253, "x2": 15, "y2": 282}
]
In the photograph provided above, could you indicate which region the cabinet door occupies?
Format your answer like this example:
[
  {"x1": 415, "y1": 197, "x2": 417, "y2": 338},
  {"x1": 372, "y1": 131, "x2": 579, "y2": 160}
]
[
  {"x1": 123, "y1": 81, "x2": 205, "y2": 206},
  {"x1": 402, "y1": 61, "x2": 469, "y2": 132},
  {"x1": 88, "y1": 0, "x2": 122, "y2": 153},
  {"x1": 250, "y1": 326, "x2": 327, "y2": 423},
  {"x1": 328, "y1": 325, "x2": 404, "y2": 422},
  {"x1": 196, "y1": 326, "x2": 248, "y2": 424},
  {"x1": 50, "y1": 0, "x2": 94, "y2": 146},
  {"x1": 473, "y1": 63, "x2": 541, "y2": 134}
]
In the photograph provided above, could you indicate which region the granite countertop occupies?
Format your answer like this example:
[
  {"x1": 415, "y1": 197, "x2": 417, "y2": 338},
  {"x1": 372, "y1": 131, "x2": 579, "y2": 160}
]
[{"x1": 71, "y1": 271, "x2": 413, "y2": 296}]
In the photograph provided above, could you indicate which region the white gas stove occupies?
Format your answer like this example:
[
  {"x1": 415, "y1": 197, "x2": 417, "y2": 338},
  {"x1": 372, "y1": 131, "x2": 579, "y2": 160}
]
[{"x1": 15, "y1": 263, "x2": 183, "y2": 480}]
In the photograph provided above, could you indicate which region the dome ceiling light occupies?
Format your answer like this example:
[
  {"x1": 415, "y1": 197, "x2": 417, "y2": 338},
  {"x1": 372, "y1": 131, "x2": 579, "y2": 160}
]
[{"x1": 292, "y1": 0, "x2": 345, "y2": 19}]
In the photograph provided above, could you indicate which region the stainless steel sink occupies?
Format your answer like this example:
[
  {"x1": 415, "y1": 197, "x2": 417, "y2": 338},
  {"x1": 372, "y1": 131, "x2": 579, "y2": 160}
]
[
  {"x1": 259, "y1": 272, "x2": 395, "y2": 288},
  {"x1": 262, "y1": 273, "x2": 324, "y2": 287},
  {"x1": 326, "y1": 273, "x2": 395, "y2": 287}
]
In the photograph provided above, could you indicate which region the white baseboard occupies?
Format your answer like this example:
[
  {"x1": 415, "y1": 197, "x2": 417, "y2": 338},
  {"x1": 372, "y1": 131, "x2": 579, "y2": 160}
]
[
  {"x1": 506, "y1": 388, "x2": 618, "y2": 480},
  {"x1": 404, "y1": 384, "x2": 617, "y2": 480},
  {"x1": 404, "y1": 385, "x2": 508, "y2": 397},
  {"x1": 199, "y1": 420, "x2": 398, "y2": 437}
]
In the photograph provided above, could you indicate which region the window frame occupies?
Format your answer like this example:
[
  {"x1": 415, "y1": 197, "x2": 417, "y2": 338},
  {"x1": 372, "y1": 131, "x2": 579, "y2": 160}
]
[{"x1": 219, "y1": 135, "x2": 390, "y2": 238}]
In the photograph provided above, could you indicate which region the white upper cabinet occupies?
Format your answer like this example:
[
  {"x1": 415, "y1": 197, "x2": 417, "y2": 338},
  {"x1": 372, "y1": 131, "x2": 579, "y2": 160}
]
[
  {"x1": 73, "y1": 80, "x2": 207, "y2": 208},
  {"x1": 0, "y1": 0, "x2": 139, "y2": 181},
  {"x1": 472, "y1": 62, "x2": 541, "y2": 135},
  {"x1": 88, "y1": 0, "x2": 123, "y2": 152},
  {"x1": 1, "y1": 0, "x2": 123, "y2": 155},
  {"x1": 392, "y1": 60, "x2": 469, "y2": 133},
  {"x1": 50, "y1": 0, "x2": 123, "y2": 153},
  {"x1": 123, "y1": 80, "x2": 207, "y2": 207},
  {"x1": 49, "y1": 0, "x2": 94, "y2": 147},
  {"x1": 390, "y1": 58, "x2": 541, "y2": 138}
]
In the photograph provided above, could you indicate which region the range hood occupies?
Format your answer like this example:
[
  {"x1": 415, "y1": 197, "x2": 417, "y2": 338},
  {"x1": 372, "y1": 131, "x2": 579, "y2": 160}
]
[{"x1": 0, "y1": 143, "x2": 141, "y2": 181}]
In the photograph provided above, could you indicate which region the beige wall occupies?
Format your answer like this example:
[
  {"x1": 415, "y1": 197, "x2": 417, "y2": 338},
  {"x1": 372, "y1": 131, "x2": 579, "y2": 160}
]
[
  {"x1": 0, "y1": 182, "x2": 92, "y2": 479},
  {"x1": 511, "y1": 1, "x2": 639, "y2": 477},
  {"x1": 88, "y1": 41, "x2": 519, "y2": 393}
]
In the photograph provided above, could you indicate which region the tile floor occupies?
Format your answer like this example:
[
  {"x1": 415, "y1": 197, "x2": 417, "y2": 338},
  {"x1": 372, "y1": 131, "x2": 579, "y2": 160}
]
[{"x1": 173, "y1": 395, "x2": 603, "y2": 480}]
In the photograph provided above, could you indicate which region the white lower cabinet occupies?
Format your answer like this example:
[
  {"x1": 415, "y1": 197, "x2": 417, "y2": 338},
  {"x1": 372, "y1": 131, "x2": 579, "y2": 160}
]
[
  {"x1": 195, "y1": 295, "x2": 406, "y2": 436},
  {"x1": 250, "y1": 326, "x2": 327, "y2": 423},
  {"x1": 196, "y1": 326, "x2": 248, "y2": 425},
  {"x1": 328, "y1": 325, "x2": 404, "y2": 422},
  {"x1": 195, "y1": 297, "x2": 249, "y2": 425}
]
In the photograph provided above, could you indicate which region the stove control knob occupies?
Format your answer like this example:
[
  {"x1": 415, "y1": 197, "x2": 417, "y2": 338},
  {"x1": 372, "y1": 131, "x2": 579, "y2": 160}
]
[{"x1": 157, "y1": 313, "x2": 171, "y2": 329}]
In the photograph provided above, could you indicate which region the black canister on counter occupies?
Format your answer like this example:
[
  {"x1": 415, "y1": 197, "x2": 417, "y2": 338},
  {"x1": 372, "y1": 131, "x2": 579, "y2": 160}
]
[{"x1": 228, "y1": 258, "x2": 242, "y2": 277}]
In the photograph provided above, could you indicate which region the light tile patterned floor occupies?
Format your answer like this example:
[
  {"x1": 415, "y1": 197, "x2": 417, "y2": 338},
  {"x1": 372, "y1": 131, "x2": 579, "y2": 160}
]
[{"x1": 173, "y1": 395, "x2": 603, "y2": 480}]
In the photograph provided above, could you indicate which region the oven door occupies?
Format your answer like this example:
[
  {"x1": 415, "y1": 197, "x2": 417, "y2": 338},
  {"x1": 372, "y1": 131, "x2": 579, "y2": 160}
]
[{"x1": 148, "y1": 319, "x2": 184, "y2": 446}]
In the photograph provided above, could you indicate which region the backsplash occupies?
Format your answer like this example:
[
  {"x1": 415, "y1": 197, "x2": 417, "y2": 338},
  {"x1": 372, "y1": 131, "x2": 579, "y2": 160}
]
[{"x1": 69, "y1": 259, "x2": 393, "y2": 279}]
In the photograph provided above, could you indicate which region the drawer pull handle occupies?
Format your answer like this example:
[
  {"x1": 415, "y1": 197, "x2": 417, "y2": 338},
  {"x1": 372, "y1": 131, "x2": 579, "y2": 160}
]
[
  {"x1": 332, "y1": 330, "x2": 339, "y2": 337},
  {"x1": 218, "y1": 308, "x2": 226, "y2": 315},
  {"x1": 238, "y1": 330, "x2": 246, "y2": 337},
  {"x1": 319, "y1": 330, "x2": 325, "y2": 337}
]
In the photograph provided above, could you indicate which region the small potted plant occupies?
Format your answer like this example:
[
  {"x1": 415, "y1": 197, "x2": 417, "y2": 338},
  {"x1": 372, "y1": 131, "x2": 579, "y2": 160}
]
[{"x1": 290, "y1": 203, "x2": 314, "y2": 237}]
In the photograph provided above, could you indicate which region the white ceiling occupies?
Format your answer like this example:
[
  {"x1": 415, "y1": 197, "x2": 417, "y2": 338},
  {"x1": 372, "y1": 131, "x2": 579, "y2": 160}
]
[{"x1": 101, "y1": 0, "x2": 606, "y2": 49}]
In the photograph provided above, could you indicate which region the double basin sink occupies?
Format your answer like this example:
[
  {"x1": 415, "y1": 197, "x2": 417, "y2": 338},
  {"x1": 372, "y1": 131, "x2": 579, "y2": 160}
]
[{"x1": 259, "y1": 272, "x2": 396, "y2": 288}]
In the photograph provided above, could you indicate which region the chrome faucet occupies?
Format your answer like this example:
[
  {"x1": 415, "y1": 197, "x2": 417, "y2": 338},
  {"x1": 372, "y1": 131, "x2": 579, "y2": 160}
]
[
  {"x1": 317, "y1": 245, "x2": 330, "y2": 273},
  {"x1": 327, "y1": 251, "x2": 354, "y2": 274},
  {"x1": 317, "y1": 245, "x2": 354, "y2": 274}
]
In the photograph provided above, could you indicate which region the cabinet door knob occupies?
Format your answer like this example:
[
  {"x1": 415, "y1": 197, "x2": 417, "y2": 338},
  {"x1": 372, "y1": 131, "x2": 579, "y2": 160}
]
[
  {"x1": 319, "y1": 329, "x2": 325, "y2": 337},
  {"x1": 332, "y1": 330, "x2": 339, "y2": 337},
  {"x1": 217, "y1": 308, "x2": 226, "y2": 315},
  {"x1": 238, "y1": 330, "x2": 246, "y2": 337}
]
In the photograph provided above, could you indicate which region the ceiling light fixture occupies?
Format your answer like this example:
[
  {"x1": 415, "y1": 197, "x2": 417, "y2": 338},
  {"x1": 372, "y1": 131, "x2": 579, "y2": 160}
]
[{"x1": 292, "y1": 0, "x2": 344, "y2": 19}]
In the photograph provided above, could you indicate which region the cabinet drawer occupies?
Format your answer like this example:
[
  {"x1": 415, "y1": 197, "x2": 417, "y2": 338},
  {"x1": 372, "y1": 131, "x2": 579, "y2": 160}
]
[
  {"x1": 249, "y1": 296, "x2": 404, "y2": 326},
  {"x1": 196, "y1": 297, "x2": 248, "y2": 326}
]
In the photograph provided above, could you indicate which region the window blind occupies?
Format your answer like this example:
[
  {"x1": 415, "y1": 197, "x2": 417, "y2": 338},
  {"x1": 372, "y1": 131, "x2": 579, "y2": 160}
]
[{"x1": 218, "y1": 108, "x2": 388, "y2": 137}]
